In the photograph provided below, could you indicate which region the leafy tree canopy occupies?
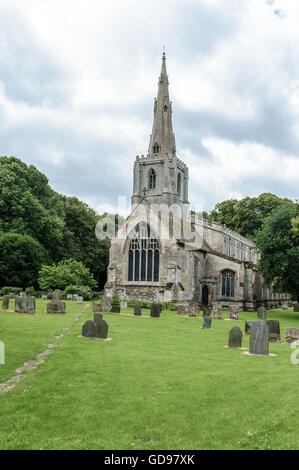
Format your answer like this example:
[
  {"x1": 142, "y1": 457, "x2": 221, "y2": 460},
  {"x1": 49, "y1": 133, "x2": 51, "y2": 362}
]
[{"x1": 38, "y1": 259, "x2": 97, "y2": 291}]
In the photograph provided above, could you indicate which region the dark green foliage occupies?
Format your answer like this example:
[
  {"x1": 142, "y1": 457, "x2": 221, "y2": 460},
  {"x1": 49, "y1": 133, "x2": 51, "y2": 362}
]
[
  {"x1": 0, "y1": 286, "x2": 23, "y2": 296},
  {"x1": 209, "y1": 193, "x2": 293, "y2": 240},
  {"x1": 256, "y1": 203, "x2": 299, "y2": 301},
  {"x1": 38, "y1": 259, "x2": 97, "y2": 291},
  {"x1": 63, "y1": 285, "x2": 93, "y2": 300},
  {"x1": 0, "y1": 232, "x2": 48, "y2": 288}
]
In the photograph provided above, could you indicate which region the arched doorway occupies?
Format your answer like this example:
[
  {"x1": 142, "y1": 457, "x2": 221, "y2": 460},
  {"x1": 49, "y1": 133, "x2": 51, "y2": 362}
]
[{"x1": 202, "y1": 285, "x2": 209, "y2": 306}]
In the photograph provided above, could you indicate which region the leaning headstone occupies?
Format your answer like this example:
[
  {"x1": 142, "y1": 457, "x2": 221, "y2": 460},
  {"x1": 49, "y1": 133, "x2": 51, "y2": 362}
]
[
  {"x1": 82, "y1": 320, "x2": 97, "y2": 338},
  {"x1": 77, "y1": 296, "x2": 83, "y2": 304},
  {"x1": 203, "y1": 315, "x2": 212, "y2": 329},
  {"x1": 212, "y1": 304, "x2": 223, "y2": 319},
  {"x1": 249, "y1": 322, "x2": 269, "y2": 356},
  {"x1": 229, "y1": 306, "x2": 240, "y2": 320},
  {"x1": 101, "y1": 296, "x2": 112, "y2": 313},
  {"x1": 2, "y1": 295, "x2": 9, "y2": 310},
  {"x1": 245, "y1": 320, "x2": 256, "y2": 335},
  {"x1": 266, "y1": 319, "x2": 281, "y2": 343},
  {"x1": 188, "y1": 302, "x2": 199, "y2": 317},
  {"x1": 92, "y1": 302, "x2": 102, "y2": 313},
  {"x1": 120, "y1": 301, "x2": 127, "y2": 309},
  {"x1": 228, "y1": 326, "x2": 243, "y2": 348},
  {"x1": 257, "y1": 307, "x2": 266, "y2": 320},
  {"x1": 46, "y1": 301, "x2": 66, "y2": 314},
  {"x1": 150, "y1": 304, "x2": 160, "y2": 318},
  {"x1": 134, "y1": 305, "x2": 142, "y2": 316},
  {"x1": 293, "y1": 303, "x2": 299, "y2": 313},
  {"x1": 285, "y1": 327, "x2": 299, "y2": 344},
  {"x1": 111, "y1": 306, "x2": 120, "y2": 313}
]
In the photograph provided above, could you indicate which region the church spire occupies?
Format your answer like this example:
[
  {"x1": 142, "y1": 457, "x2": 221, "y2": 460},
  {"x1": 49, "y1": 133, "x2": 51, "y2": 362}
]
[{"x1": 148, "y1": 52, "x2": 176, "y2": 158}]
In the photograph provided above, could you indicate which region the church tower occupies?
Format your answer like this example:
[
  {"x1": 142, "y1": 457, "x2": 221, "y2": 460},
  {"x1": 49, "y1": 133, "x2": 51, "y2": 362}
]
[{"x1": 131, "y1": 52, "x2": 189, "y2": 218}]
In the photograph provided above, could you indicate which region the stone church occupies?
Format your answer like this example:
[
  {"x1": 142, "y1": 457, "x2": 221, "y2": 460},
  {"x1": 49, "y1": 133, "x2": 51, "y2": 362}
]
[{"x1": 105, "y1": 54, "x2": 289, "y2": 311}]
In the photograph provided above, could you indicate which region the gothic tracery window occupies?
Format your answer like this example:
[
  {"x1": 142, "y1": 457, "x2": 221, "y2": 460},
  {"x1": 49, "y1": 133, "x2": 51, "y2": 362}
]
[
  {"x1": 148, "y1": 168, "x2": 156, "y2": 189},
  {"x1": 128, "y1": 224, "x2": 160, "y2": 282},
  {"x1": 221, "y1": 270, "x2": 235, "y2": 298}
]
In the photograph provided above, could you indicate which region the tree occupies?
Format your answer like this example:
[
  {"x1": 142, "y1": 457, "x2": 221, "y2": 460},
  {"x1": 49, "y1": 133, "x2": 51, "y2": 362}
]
[
  {"x1": 38, "y1": 259, "x2": 97, "y2": 291},
  {"x1": 256, "y1": 203, "x2": 299, "y2": 301},
  {"x1": 209, "y1": 193, "x2": 293, "y2": 240},
  {"x1": 0, "y1": 232, "x2": 48, "y2": 288}
]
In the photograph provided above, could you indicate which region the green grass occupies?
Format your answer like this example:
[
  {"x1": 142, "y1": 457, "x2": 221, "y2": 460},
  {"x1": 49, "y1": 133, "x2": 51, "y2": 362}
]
[{"x1": 0, "y1": 301, "x2": 299, "y2": 450}]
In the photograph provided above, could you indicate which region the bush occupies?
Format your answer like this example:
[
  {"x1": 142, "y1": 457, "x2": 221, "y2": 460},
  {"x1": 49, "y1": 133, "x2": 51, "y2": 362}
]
[
  {"x1": 0, "y1": 286, "x2": 23, "y2": 296},
  {"x1": 63, "y1": 285, "x2": 93, "y2": 301},
  {"x1": 38, "y1": 259, "x2": 97, "y2": 291},
  {"x1": 25, "y1": 286, "x2": 35, "y2": 297},
  {"x1": 111, "y1": 298, "x2": 121, "y2": 307}
]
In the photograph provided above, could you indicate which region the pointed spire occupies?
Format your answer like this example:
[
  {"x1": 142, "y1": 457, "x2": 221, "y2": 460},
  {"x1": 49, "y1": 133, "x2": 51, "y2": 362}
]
[{"x1": 148, "y1": 52, "x2": 176, "y2": 158}]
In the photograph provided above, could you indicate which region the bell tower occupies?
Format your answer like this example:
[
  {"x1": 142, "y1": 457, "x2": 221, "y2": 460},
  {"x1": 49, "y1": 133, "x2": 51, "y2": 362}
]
[{"x1": 131, "y1": 53, "x2": 190, "y2": 218}]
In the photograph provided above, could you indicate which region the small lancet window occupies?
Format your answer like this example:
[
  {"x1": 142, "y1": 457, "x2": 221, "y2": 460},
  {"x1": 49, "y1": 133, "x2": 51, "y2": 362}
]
[
  {"x1": 177, "y1": 172, "x2": 182, "y2": 197},
  {"x1": 164, "y1": 104, "x2": 168, "y2": 112},
  {"x1": 153, "y1": 143, "x2": 160, "y2": 154},
  {"x1": 148, "y1": 168, "x2": 156, "y2": 189}
]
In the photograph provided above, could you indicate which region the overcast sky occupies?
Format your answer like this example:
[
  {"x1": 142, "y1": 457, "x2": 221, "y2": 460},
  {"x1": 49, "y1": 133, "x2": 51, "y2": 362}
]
[{"x1": 0, "y1": 0, "x2": 298, "y2": 216}]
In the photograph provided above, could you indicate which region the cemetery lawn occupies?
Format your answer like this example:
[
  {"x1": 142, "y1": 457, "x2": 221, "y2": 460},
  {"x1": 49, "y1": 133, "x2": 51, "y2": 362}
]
[{"x1": 1, "y1": 302, "x2": 299, "y2": 450}]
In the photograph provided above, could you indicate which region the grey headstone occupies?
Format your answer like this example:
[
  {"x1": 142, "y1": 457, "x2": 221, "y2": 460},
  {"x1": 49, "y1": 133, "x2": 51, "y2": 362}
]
[
  {"x1": 229, "y1": 306, "x2": 240, "y2": 320},
  {"x1": 101, "y1": 296, "x2": 112, "y2": 313},
  {"x1": 266, "y1": 319, "x2": 281, "y2": 343},
  {"x1": 20, "y1": 292, "x2": 26, "y2": 298},
  {"x1": 15, "y1": 296, "x2": 22, "y2": 312},
  {"x1": 82, "y1": 320, "x2": 97, "y2": 337},
  {"x1": 203, "y1": 315, "x2": 212, "y2": 329},
  {"x1": 26, "y1": 296, "x2": 36, "y2": 314},
  {"x1": 293, "y1": 303, "x2": 299, "y2": 313},
  {"x1": 94, "y1": 316, "x2": 108, "y2": 339},
  {"x1": 66, "y1": 294, "x2": 73, "y2": 301},
  {"x1": 92, "y1": 302, "x2": 102, "y2": 313},
  {"x1": 120, "y1": 301, "x2": 127, "y2": 309},
  {"x1": 285, "y1": 327, "x2": 299, "y2": 344},
  {"x1": 282, "y1": 303, "x2": 289, "y2": 310},
  {"x1": 73, "y1": 294, "x2": 79, "y2": 301},
  {"x1": 245, "y1": 320, "x2": 256, "y2": 335},
  {"x1": 46, "y1": 301, "x2": 66, "y2": 314},
  {"x1": 203, "y1": 306, "x2": 212, "y2": 317},
  {"x1": 52, "y1": 290, "x2": 62, "y2": 302},
  {"x1": 134, "y1": 305, "x2": 142, "y2": 316},
  {"x1": 77, "y1": 296, "x2": 83, "y2": 304},
  {"x1": 213, "y1": 304, "x2": 223, "y2": 319},
  {"x1": 41, "y1": 295, "x2": 48, "y2": 300},
  {"x1": 258, "y1": 307, "x2": 266, "y2": 320},
  {"x1": 93, "y1": 313, "x2": 103, "y2": 323},
  {"x1": 177, "y1": 303, "x2": 189, "y2": 315},
  {"x1": 249, "y1": 321, "x2": 269, "y2": 356},
  {"x1": 2, "y1": 295, "x2": 9, "y2": 310},
  {"x1": 188, "y1": 302, "x2": 199, "y2": 317},
  {"x1": 228, "y1": 326, "x2": 243, "y2": 348},
  {"x1": 150, "y1": 304, "x2": 160, "y2": 317}
]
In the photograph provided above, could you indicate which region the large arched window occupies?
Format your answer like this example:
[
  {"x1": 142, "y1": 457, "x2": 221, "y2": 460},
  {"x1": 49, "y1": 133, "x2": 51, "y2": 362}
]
[
  {"x1": 148, "y1": 168, "x2": 156, "y2": 190},
  {"x1": 221, "y1": 270, "x2": 235, "y2": 298},
  {"x1": 177, "y1": 172, "x2": 181, "y2": 197},
  {"x1": 128, "y1": 224, "x2": 160, "y2": 282}
]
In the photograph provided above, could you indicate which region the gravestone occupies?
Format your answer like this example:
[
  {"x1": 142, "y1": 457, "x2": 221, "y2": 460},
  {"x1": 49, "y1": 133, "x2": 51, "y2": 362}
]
[
  {"x1": 257, "y1": 307, "x2": 266, "y2": 320},
  {"x1": 150, "y1": 304, "x2": 160, "y2": 318},
  {"x1": 188, "y1": 302, "x2": 199, "y2": 317},
  {"x1": 20, "y1": 292, "x2": 26, "y2": 298},
  {"x1": 203, "y1": 306, "x2": 212, "y2": 317},
  {"x1": 46, "y1": 301, "x2": 66, "y2": 314},
  {"x1": 177, "y1": 303, "x2": 189, "y2": 315},
  {"x1": 73, "y1": 294, "x2": 79, "y2": 301},
  {"x1": 52, "y1": 290, "x2": 62, "y2": 302},
  {"x1": 229, "y1": 306, "x2": 240, "y2": 320},
  {"x1": 111, "y1": 306, "x2": 120, "y2": 313},
  {"x1": 82, "y1": 313, "x2": 108, "y2": 339},
  {"x1": 14, "y1": 296, "x2": 35, "y2": 314},
  {"x1": 282, "y1": 303, "x2": 289, "y2": 310},
  {"x1": 294, "y1": 303, "x2": 299, "y2": 313},
  {"x1": 245, "y1": 320, "x2": 256, "y2": 335},
  {"x1": 228, "y1": 326, "x2": 243, "y2": 348},
  {"x1": 66, "y1": 294, "x2": 73, "y2": 301},
  {"x1": 285, "y1": 327, "x2": 299, "y2": 344},
  {"x1": 120, "y1": 301, "x2": 127, "y2": 309},
  {"x1": 2, "y1": 295, "x2": 9, "y2": 310},
  {"x1": 203, "y1": 315, "x2": 212, "y2": 329},
  {"x1": 249, "y1": 322, "x2": 269, "y2": 356},
  {"x1": 134, "y1": 305, "x2": 142, "y2": 316},
  {"x1": 47, "y1": 291, "x2": 53, "y2": 299},
  {"x1": 9, "y1": 292, "x2": 15, "y2": 298},
  {"x1": 212, "y1": 304, "x2": 223, "y2": 319},
  {"x1": 41, "y1": 295, "x2": 48, "y2": 300},
  {"x1": 92, "y1": 302, "x2": 102, "y2": 313},
  {"x1": 77, "y1": 296, "x2": 83, "y2": 304},
  {"x1": 266, "y1": 319, "x2": 281, "y2": 343},
  {"x1": 82, "y1": 320, "x2": 97, "y2": 338},
  {"x1": 101, "y1": 296, "x2": 112, "y2": 313}
]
